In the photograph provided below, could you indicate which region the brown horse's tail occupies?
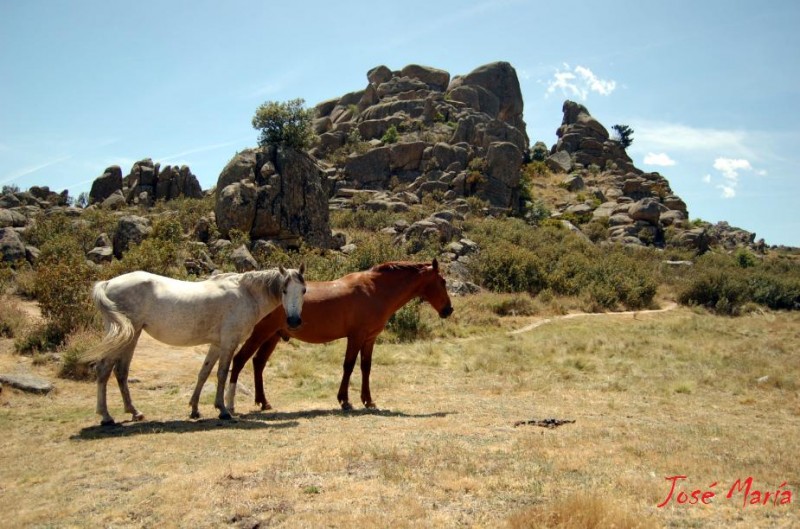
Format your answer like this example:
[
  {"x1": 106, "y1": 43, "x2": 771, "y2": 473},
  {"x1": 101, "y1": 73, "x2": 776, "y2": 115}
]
[{"x1": 81, "y1": 280, "x2": 136, "y2": 364}]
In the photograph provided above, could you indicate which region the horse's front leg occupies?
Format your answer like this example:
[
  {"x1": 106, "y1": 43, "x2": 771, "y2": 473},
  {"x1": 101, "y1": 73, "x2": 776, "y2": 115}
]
[
  {"x1": 190, "y1": 345, "x2": 220, "y2": 419},
  {"x1": 360, "y1": 340, "x2": 377, "y2": 409},
  {"x1": 337, "y1": 339, "x2": 361, "y2": 410}
]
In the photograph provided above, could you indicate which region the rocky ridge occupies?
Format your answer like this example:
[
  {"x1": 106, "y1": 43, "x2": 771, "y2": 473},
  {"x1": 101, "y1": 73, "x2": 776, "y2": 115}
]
[{"x1": 0, "y1": 61, "x2": 774, "y2": 271}]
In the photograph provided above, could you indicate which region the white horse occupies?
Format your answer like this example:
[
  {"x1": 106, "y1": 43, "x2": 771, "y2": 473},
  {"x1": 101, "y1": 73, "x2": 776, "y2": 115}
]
[{"x1": 84, "y1": 266, "x2": 305, "y2": 425}]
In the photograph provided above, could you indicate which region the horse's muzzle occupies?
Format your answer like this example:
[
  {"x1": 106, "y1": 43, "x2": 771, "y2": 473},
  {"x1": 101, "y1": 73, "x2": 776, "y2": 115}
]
[
  {"x1": 286, "y1": 316, "x2": 302, "y2": 329},
  {"x1": 439, "y1": 305, "x2": 453, "y2": 319}
]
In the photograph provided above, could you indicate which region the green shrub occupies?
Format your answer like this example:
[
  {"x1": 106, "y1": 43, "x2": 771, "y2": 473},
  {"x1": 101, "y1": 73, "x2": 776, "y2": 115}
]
[
  {"x1": 33, "y1": 236, "x2": 96, "y2": 338},
  {"x1": 678, "y1": 252, "x2": 800, "y2": 314},
  {"x1": 381, "y1": 125, "x2": 399, "y2": 144},
  {"x1": 387, "y1": 299, "x2": 431, "y2": 343},
  {"x1": 15, "y1": 323, "x2": 68, "y2": 355},
  {"x1": 252, "y1": 98, "x2": 315, "y2": 150},
  {"x1": 0, "y1": 295, "x2": 27, "y2": 338},
  {"x1": 58, "y1": 328, "x2": 101, "y2": 380},
  {"x1": 466, "y1": 218, "x2": 658, "y2": 310},
  {"x1": 471, "y1": 241, "x2": 545, "y2": 293},
  {"x1": 489, "y1": 295, "x2": 537, "y2": 317}
]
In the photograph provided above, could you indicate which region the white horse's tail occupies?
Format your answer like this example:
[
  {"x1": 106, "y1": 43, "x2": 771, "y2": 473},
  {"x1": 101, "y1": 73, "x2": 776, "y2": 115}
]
[{"x1": 82, "y1": 281, "x2": 136, "y2": 363}]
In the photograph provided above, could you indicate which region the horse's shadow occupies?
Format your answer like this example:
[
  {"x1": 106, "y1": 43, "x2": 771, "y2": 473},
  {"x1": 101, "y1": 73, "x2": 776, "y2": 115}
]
[
  {"x1": 71, "y1": 416, "x2": 299, "y2": 441},
  {"x1": 238, "y1": 407, "x2": 456, "y2": 421}
]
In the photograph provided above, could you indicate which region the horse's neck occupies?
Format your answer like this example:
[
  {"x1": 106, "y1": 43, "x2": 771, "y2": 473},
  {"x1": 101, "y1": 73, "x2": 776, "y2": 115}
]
[{"x1": 372, "y1": 269, "x2": 426, "y2": 314}]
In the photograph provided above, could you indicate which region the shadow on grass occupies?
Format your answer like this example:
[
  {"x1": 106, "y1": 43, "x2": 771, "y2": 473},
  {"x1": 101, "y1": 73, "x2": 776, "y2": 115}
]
[
  {"x1": 71, "y1": 416, "x2": 299, "y2": 440},
  {"x1": 238, "y1": 407, "x2": 455, "y2": 421}
]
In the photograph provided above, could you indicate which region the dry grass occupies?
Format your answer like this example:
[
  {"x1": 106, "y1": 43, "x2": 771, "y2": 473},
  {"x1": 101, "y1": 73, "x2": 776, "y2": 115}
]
[{"x1": 0, "y1": 296, "x2": 798, "y2": 528}]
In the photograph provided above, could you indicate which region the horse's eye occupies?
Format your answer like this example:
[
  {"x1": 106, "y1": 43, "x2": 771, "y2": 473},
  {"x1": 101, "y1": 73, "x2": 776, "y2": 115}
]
[{"x1": 302, "y1": 288, "x2": 307, "y2": 294}]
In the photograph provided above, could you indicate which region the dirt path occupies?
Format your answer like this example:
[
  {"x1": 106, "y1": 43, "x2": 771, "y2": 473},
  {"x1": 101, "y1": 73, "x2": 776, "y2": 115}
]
[{"x1": 507, "y1": 301, "x2": 679, "y2": 336}]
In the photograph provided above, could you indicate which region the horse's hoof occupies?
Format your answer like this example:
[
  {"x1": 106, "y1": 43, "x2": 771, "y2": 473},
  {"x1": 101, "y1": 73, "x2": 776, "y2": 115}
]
[
  {"x1": 100, "y1": 419, "x2": 116, "y2": 427},
  {"x1": 364, "y1": 401, "x2": 377, "y2": 409},
  {"x1": 340, "y1": 401, "x2": 353, "y2": 411},
  {"x1": 190, "y1": 411, "x2": 200, "y2": 419},
  {"x1": 219, "y1": 411, "x2": 232, "y2": 420},
  {"x1": 260, "y1": 403, "x2": 273, "y2": 411},
  {"x1": 132, "y1": 413, "x2": 145, "y2": 422}
]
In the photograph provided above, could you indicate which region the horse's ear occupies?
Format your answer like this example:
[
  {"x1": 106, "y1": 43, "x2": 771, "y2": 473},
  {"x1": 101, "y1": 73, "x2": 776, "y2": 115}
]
[
  {"x1": 299, "y1": 262, "x2": 306, "y2": 275},
  {"x1": 432, "y1": 258, "x2": 439, "y2": 272},
  {"x1": 279, "y1": 265, "x2": 287, "y2": 276}
]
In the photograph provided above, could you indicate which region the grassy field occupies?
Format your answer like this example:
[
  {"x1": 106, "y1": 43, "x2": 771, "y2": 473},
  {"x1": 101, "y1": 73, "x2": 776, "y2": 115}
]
[{"x1": 0, "y1": 296, "x2": 798, "y2": 528}]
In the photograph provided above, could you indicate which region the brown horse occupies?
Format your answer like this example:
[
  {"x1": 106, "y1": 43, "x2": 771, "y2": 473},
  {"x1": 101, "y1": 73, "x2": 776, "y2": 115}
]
[{"x1": 226, "y1": 259, "x2": 453, "y2": 412}]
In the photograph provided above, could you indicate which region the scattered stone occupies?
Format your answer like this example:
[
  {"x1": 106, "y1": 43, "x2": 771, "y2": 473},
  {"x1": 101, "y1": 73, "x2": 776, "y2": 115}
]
[{"x1": 0, "y1": 373, "x2": 54, "y2": 395}]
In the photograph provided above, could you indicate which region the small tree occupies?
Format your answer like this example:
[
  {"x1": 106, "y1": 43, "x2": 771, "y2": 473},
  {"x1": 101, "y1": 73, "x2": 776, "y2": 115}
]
[
  {"x1": 252, "y1": 98, "x2": 315, "y2": 150},
  {"x1": 612, "y1": 124, "x2": 634, "y2": 149}
]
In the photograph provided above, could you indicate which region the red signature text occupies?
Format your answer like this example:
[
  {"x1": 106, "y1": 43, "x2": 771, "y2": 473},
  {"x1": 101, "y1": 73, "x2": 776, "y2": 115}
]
[{"x1": 658, "y1": 475, "x2": 792, "y2": 508}]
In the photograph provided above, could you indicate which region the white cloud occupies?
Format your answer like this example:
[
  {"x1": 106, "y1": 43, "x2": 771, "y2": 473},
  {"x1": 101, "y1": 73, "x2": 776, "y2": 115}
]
[
  {"x1": 546, "y1": 64, "x2": 616, "y2": 100},
  {"x1": 643, "y1": 152, "x2": 676, "y2": 167},
  {"x1": 717, "y1": 184, "x2": 736, "y2": 199},
  {"x1": 574, "y1": 66, "x2": 616, "y2": 96},
  {"x1": 703, "y1": 157, "x2": 760, "y2": 199},
  {"x1": 713, "y1": 157, "x2": 751, "y2": 181}
]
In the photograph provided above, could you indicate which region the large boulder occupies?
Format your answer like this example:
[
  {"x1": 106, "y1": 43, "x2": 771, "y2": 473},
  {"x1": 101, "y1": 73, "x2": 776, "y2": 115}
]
[
  {"x1": 344, "y1": 147, "x2": 391, "y2": 187},
  {"x1": 628, "y1": 198, "x2": 662, "y2": 224},
  {"x1": 457, "y1": 61, "x2": 528, "y2": 144},
  {"x1": 215, "y1": 146, "x2": 333, "y2": 248},
  {"x1": 0, "y1": 209, "x2": 27, "y2": 229},
  {"x1": 89, "y1": 166, "x2": 123, "y2": 204},
  {"x1": 215, "y1": 181, "x2": 257, "y2": 238},
  {"x1": 481, "y1": 142, "x2": 523, "y2": 210},
  {"x1": 155, "y1": 165, "x2": 203, "y2": 201},
  {"x1": 112, "y1": 215, "x2": 151, "y2": 258},
  {"x1": 400, "y1": 64, "x2": 450, "y2": 92},
  {"x1": 0, "y1": 228, "x2": 26, "y2": 265}
]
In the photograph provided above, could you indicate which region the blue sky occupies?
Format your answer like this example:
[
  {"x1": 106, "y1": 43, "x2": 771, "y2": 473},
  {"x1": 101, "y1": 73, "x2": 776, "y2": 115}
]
[{"x1": 2, "y1": 0, "x2": 798, "y2": 246}]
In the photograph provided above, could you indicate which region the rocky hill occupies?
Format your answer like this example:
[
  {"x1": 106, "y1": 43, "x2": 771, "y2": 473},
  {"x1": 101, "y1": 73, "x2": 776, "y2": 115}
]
[{"x1": 0, "y1": 61, "x2": 772, "y2": 270}]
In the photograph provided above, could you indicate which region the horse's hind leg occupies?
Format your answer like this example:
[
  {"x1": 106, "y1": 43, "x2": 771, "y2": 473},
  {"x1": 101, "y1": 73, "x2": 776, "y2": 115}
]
[
  {"x1": 114, "y1": 330, "x2": 143, "y2": 422},
  {"x1": 251, "y1": 335, "x2": 280, "y2": 411},
  {"x1": 359, "y1": 339, "x2": 377, "y2": 409},
  {"x1": 337, "y1": 339, "x2": 362, "y2": 411},
  {"x1": 95, "y1": 357, "x2": 116, "y2": 426},
  {"x1": 190, "y1": 344, "x2": 220, "y2": 419}
]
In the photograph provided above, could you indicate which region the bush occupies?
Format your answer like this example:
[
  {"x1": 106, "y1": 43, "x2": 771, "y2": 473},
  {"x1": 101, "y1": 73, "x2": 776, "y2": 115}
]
[
  {"x1": 105, "y1": 216, "x2": 187, "y2": 278},
  {"x1": 467, "y1": 218, "x2": 658, "y2": 310},
  {"x1": 252, "y1": 98, "x2": 315, "y2": 150},
  {"x1": 471, "y1": 241, "x2": 546, "y2": 293},
  {"x1": 381, "y1": 125, "x2": 399, "y2": 144},
  {"x1": 33, "y1": 236, "x2": 96, "y2": 339},
  {"x1": 678, "y1": 252, "x2": 800, "y2": 314},
  {"x1": 0, "y1": 295, "x2": 27, "y2": 338},
  {"x1": 58, "y1": 328, "x2": 101, "y2": 380},
  {"x1": 387, "y1": 299, "x2": 431, "y2": 342}
]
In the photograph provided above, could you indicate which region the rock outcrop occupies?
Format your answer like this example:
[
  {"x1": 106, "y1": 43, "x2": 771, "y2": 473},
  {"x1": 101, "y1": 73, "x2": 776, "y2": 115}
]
[
  {"x1": 214, "y1": 146, "x2": 334, "y2": 249},
  {"x1": 311, "y1": 61, "x2": 530, "y2": 213},
  {"x1": 88, "y1": 159, "x2": 203, "y2": 207}
]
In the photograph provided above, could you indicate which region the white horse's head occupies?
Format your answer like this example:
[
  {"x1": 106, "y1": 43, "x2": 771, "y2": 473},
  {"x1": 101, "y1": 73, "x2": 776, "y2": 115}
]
[{"x1": 279, "y1": 263, "x2": 306, "y2": 329}]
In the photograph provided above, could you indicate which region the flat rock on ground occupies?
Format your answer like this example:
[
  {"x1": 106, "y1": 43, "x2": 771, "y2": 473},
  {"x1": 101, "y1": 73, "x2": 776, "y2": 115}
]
[{"x1": 0, "y1": 373, "x2": 54, "y2": 394}]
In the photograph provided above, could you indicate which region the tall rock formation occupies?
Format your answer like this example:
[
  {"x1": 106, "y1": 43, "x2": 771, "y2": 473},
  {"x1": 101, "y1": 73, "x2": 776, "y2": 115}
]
[
  {"x1": 214, "y1": 146, "x2": 333, "y2": 249},
  {"x1": 312, "y1": 61, "x2": 530, "y2": 213}
]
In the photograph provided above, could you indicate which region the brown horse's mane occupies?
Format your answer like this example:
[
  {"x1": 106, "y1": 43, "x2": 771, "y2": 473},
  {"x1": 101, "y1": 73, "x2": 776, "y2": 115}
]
[{"x1": 370, "y1": 261, "x2": 429, "y2": 274}]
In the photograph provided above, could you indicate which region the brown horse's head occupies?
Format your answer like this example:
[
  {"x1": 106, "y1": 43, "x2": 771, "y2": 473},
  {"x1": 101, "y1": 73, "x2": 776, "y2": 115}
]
[{"x1": 420, "y1": 258, "x2": 453, "y2": 319}]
